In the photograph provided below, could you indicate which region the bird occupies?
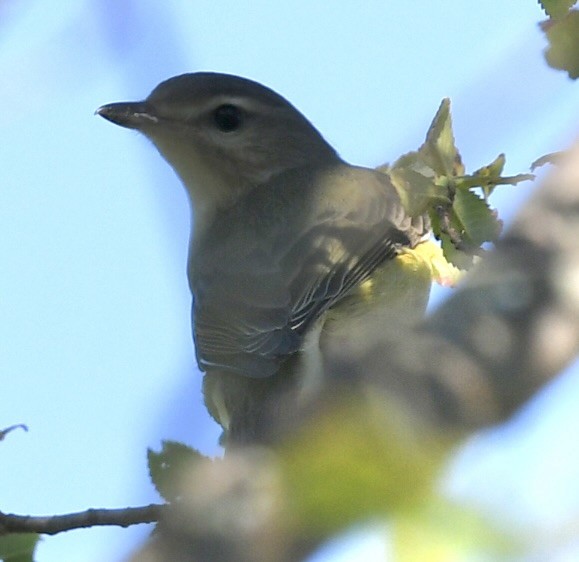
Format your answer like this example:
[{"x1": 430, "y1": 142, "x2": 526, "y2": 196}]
[{"x1": 97, "y1": 72, "x2": 433, "y2": 445}]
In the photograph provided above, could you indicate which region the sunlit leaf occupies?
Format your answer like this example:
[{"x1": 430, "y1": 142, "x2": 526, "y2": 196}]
[
  {"x1": 433, "y1": 227, "x2": 476, "y2": 270},
  {"x1": 419, "y1": 98, "x2": 464, "y2": 177},
  {"x1": 469, "y1": 153, "x2": 506, "y2": 199},
  {"x1": 388, "y1": 167, "x2": 448, "y2": 216},
  {"x1": 383, "y1": 150, "x2": 435, "y2": 178},
  {"x1": 453, "y1": 189, "x2": 502, "y2": 247},
  {"x1": 379, "y1": 99, "x2": 533, "y2": 271},
  {"x1": 413, "y1": 239, "x2": 464, "y2": 287}
]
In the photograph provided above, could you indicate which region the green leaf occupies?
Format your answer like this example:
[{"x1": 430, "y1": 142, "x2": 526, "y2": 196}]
[
  {"x1": 440, "y1": 233, "x2": 476, "y2": 270},
  {"x1": 469, "y1": 153, "x2": 506, "y2": 199},
  {"x1": 455, "y1": 154, "x2": 533, "y2": 199},
  {"x1": 453, "y1": 189, "x2": 502, "y2": 247},
  {"x1": 419, "y1": 98, "x2": 464, "y2": 178},
  {"x1": 0, "y1": 533, "x2": 40, "y2": 562},
  {"x1": 429, "y1": 211, "x2": 476, "y2": 270},
  {"x1": 539, "y1": 0, "x2": 577, "y2": 19},
  {"x1": 381, "y1": 98, "x2": 533, "y2": 271},
  {"x1": 454, "y1": 173, "x2": 534, "y2": 193},
  {"x1": 429, "y1": 189, "x2": 502, "y2": 270},
  {"x1": 388, "y1": 167, "x2": 449, "y2": 216},
  {"x1": 541, "y1": 9, "x2": 579, "y2": 79},
  {"x1": 384, "y1": 150, "x2": 435, "y2": 178},
  {"x1": 147, "y1": 440, "x2": 207, "y2": 503},
  {"x1": 280, "y1": 395, "x2": 454, "y2": 536}
]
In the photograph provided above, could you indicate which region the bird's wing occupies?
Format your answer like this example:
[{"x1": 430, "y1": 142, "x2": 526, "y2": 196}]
[{"x1": 190, "y1": 165, "x2": 429, "y2": 378}]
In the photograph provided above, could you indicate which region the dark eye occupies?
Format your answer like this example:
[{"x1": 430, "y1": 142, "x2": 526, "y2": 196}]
[{"x1": 213, "y1": 104, "x2": 243, "y2": 132}]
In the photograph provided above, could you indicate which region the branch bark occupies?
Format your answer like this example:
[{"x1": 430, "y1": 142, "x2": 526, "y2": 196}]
[
  {"x1": 6, "y1": 144, "x2": 578, "y2": 561},
  {"x1": 127, "y1": 142, "x2": 579, "y2": 562},
  {"x1": 0, "y1": 504, "x2": 164, "y2": 536},
  {"x1": 328, "y1": 142, "x2": 579, "y2": 431}
]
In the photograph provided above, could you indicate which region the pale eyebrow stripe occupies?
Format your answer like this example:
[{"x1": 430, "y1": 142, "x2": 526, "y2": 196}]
[{"x1": 173, "y1": 94, "x2": 285, "y2": 121}]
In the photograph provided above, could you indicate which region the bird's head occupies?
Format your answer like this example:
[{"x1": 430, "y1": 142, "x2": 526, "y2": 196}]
[{"x1": 97, "y1": 72, "x2": 339, "y2": 219}]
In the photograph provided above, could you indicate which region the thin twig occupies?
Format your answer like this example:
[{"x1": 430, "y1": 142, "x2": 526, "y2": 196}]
[
  {"x1": 0, "y1": 504, "x2": 165, "y2": 536},
  {"x1": 0, "y1": 424, "x2": 28, "y2": 441}
]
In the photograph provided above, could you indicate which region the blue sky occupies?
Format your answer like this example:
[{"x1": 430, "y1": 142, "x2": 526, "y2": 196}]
[{"x1": 1, "y1": 2, "x2": 578, "y2": 561}]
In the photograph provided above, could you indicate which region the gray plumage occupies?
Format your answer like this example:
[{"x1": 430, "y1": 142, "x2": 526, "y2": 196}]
[
  {"x1": 190, "y1": 163, "x2": 428, "y2": 379},
  {"x1": 97, "y1": 72, "x2": 431, "y2": 444}
]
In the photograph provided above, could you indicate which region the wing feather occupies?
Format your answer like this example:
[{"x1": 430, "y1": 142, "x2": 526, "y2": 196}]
[{"x1": 190, "y1": 164, "x2": 429, "y2": 377}]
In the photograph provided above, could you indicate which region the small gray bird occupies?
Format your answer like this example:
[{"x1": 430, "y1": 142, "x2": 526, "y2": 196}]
[{"x1": 97, "y1": 73, "x2": 432, "y2": 444}]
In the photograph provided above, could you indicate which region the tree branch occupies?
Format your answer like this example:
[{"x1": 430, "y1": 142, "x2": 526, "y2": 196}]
[
  {"x1": 7, "y1": 145, "x2": 578, "y2": 562},
  {"x1": 0, "y1": 424, "x2": 28, "y2": 441},
  {"x1": 0, "y1": 504, "x2": 164, "y2": 536},
  {"x1": 327, "y1": 142, "x2": 579, "y2": 432},
  {"x1": 125, "y1": 145, "x2": 579, "y2": 562}
]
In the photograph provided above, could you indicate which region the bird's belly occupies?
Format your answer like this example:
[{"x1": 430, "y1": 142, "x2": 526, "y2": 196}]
[{"x1": 318, "y1": 253, "x2": 432, "y2": 367}]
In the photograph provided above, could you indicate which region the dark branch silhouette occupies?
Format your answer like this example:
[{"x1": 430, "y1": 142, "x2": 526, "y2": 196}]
[{"x1": 0, "y1": 424, "x2": 28, "y2": 441}]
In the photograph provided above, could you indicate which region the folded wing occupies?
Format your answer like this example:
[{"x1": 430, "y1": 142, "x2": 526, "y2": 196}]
[{"x1": 190, "y1": 165, "x2": 429, "y2": 378}]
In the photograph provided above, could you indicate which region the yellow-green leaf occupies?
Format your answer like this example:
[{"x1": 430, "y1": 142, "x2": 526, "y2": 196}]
[
  {"x1": 470, "y1": 153, "x2": 505, "y2": 199},
  {"x1": 280, "y1": 396, "x2": 455, "y2": 537},
  {"x1": 453, "y1": 189, "x2": 502, "y2": 247},
  {"x1": 384, "y1": 150, "x2": 436, "y2": 178},
  {"x1": 388, "y1": 167, "x2": 449, "y2": 217},
  {"x1": 419, "y1": 99, "x2": 464, "y2": 177},
  {"x1": 392, "y1": 499, "x2": 519, "y2": 562}
]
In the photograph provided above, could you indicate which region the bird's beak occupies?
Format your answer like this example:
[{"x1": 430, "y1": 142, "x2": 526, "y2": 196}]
[{"x1": 95, "y1": 101, "x2": 158, "y2": 130}]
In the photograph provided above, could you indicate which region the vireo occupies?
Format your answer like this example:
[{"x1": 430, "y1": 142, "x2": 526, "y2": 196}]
[{"x1": 97, "y1": 73, "x2": 432, "y2": 444}]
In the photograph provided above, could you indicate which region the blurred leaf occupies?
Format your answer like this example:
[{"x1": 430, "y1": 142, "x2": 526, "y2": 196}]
[
  {"x1": 539, "y1": 0, "x2": 577, "y2": 19},
  {"x1": 280, "y1": 395, "x2": 457, "y2": 537},
  {"x1": 392, "y1": 500, "x2": 519, "y2": 561},
  {"x1": 0, "y1": 534, "x2": 40, "y2": 562},
  {"x1": 541, "y1": 9, "x2": 579, "y2": 79},
  {"x1": 412, "y1": 239, "x2": 464, "y2": 287},
  {"x1": 531, "y1": 150, "x2": 567, "y2": 170},
  {"x1": 148, "y1": 441, "x2": 207, "y2": 503}
]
